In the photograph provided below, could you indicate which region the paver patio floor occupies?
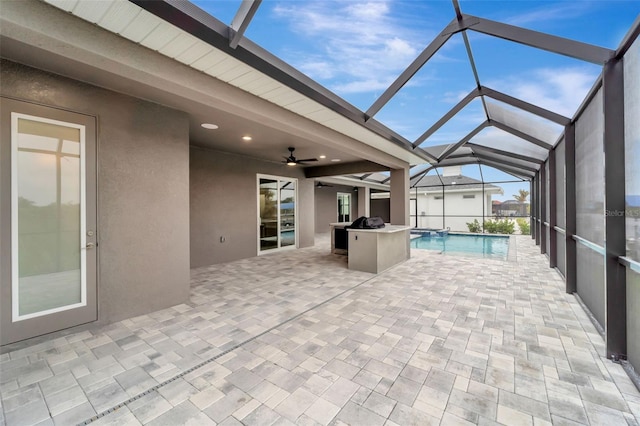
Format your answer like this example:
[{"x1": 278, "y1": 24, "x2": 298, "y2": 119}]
[{"x1": 1, "y1": 235, "x2": 639, "y2": 425}]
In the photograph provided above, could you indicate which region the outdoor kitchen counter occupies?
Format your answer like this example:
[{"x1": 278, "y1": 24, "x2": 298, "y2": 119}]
[{"x1": 330, "y1": 223, "x2": 411, "y2": 273}]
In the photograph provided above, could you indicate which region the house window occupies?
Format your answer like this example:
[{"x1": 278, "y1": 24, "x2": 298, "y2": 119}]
[{"x1": 463, "y1": 195, "x2": 476, "y2": 199}]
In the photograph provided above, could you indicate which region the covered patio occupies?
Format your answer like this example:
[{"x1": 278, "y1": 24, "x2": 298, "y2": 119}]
[{"x1": 1, "y1": 237, "x2": 638, "y2": 425}]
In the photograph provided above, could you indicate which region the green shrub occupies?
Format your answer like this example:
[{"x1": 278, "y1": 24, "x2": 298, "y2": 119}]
[
  {"x1": 483, "y1": 218, "x2": 515, "y2": 234},
  {"x1": 466, "y1": 219, "x2": 482, "y2": 233},
  {"x1": 516, "y1": 218, "x2": 531, "y2": 235}
]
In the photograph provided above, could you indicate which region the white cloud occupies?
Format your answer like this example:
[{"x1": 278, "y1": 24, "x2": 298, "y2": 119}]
[
  {"x1": 504, "y1": 2, "x2": 592, "y2": 27},
  {"x1": 485, "y1": 66, "x2": 600, "y2": 117},
  {"x1": 271, "y1": 0, "x2": 434, "y2": 95}
]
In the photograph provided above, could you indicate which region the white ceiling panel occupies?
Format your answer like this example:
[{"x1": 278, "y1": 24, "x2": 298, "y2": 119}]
[
  {"x1": 304, "y1": 109, "x2": 342, "y2": 124},
  {"x1": 43, "y1": 0, "x2": 79, "y2": 12},
  {"x1": 260, "y1": 85, "x2": 291, "y2": 102},
  {"x1": 282, "y1": 99, "x2": 324, "y2": 116},
  {"x1": 271, "y1": 93, "x2": 307, "y2": 109},
  {"x1": 204, "y1": 56, "x2": 246, "y2": 76},
  {"x1": 226, "y1": 71, "x2": 264, "y2": 88},
  {"x1": 72, "y1": 0, "x2": 111, "y2": 23},
  {"x1": 242, "y1": 77, "x2": 282, "y2": 96},
  {"x1": 119, "y1": 10, "x2": 163, "y2": 43},
  {"x1": 175, "y1": 42, "x2": 213, "y2": 66},
  {"x1": 216, "y1": 65, "x2": 253, "y2": 83},
  {"x1": 240, "y1": 76, "x2": 281, "y2": 95},
  {"x1": 139, "y1": 22, "x2": 182, "y2": 51},
  {"x1": 98, "y1": 1, "x2": 140, "y2": 34},
  {"x1": 190, "y1": 50, "x2": 228, "y2": 71},
  {"x1": 160, "y1": 33, "x2": 199, "y2": 59}
]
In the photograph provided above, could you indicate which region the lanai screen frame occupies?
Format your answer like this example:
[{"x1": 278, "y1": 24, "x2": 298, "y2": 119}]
[
  {"x1": 409, "y1": 164, "x2": 529, "y2": 233},
  {"x1": 130, "y1": 0, "x2": 639, "y2": 379}
]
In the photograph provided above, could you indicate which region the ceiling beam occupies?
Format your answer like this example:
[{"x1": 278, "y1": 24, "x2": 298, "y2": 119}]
[
  {"x1": 471, "y1": 152, "x2": 538, "y2": 173},
  {"x1": 479, "y1": 86, "x2": 570, "y2": 125},
  {"x1": 413, "y1": 88, "x2": 479, "y2": 147},
  {"x1": 414, "y1": 85, "x2": 568, "y2": 148},
  {"x1": 425, "y1": 156, "x2": 533, "y2": 180},
  {"x1": 365, "y1": 16, "x2": 476, "y2": 120},
  {"x1": 489, "y1": 120, "x2": 553, "y2": 150},
  {"x1": 478, "y1": 158, "x2": 535, "y2": 178},
  {"x1": 229, "y1": 0, "x2": 262, "y2": 49},
  {"x1": 437, "y1": 121, "x2": 489, "y2": 161},
  {"x1": 304, "y1": 161, "x2": 388, "y2": 178},
  {"x1": 463, "y1": 14, "x2": 614, "y2": 65},
  {"x1": 466, "y1": 142, "x2": 545, "y2": 164}
]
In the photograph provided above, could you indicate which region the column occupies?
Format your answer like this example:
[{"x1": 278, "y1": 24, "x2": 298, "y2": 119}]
[
  {"x1": 390, "y1": 167, "x2": 410, "y2": 225},
  {"x1": 358, "y1": 186, "x2": 370, "y2": 217}
]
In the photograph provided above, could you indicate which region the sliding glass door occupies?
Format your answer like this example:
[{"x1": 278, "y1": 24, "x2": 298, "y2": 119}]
[{"x1": 258, "y1": 175, "x2": 297, "y2": 252}]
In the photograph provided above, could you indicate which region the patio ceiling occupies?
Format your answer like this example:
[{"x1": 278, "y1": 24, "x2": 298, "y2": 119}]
[{"x1": 6, "y1": 0, "x2": 634, "y2": 184}]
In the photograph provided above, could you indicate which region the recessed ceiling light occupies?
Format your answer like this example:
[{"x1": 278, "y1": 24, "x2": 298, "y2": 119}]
[
  {"x1": 242, "y1": 136, "x2": 252, "y2": 141},
  {"x1": 201, "y1": 123, "x2": 218, "y2": 129},
  {"x1": 319, "y1": 155, "x2": 326, "y2": 159},
  {"x1": 331, "y1": 159, "x2": 341, "y2": 162}
]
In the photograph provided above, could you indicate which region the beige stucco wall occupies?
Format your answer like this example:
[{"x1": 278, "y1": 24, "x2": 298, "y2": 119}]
[
  {"x1": 314, "y1": 184, "x2": 359, "y2": 233},
  {"x1": 1, "y1": 60, "x2": 191, "y2": 324},
  {"x1": 190, "y1": 147, "x2": 314, "y2": 268}
]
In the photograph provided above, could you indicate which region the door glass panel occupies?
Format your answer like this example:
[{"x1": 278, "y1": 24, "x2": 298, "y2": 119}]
[
  {"x1": 259, "y1": 179, "x2": 278, "y2": 251},
  {"x1": 280, "y1": 181, "x2": 296, "y2": 247},
  {"x1": 14, "y1": 116, "x2": 84, "y2": 319},
  {"x1": 338, "y1": 193, "x2": 351, "y2": 222}
]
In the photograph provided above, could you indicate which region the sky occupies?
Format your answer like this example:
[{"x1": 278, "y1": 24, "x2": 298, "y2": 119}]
[{"x1": 190, "y1": 0, "x2": 640, "y2": 201}]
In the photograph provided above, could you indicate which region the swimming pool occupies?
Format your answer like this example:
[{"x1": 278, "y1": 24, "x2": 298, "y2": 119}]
[{"x1": 410, "y1": 233, "x2": 509, "y2": 260}]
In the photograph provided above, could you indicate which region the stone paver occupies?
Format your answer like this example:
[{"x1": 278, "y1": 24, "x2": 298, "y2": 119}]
[{"x1": 1, "y1": 235, "x2": 639, "y2": 425}]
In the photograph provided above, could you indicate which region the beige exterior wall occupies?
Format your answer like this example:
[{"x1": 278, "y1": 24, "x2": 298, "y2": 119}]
[
  {"x1": 1, "y1": 60, "x2": 192, "y2": 324},
  {"x1": 314, "y1": 184, "x2": 359, "y2": 233},
  {"x1": 190, "y1": 147, "x2": 315, "y2": 268}
]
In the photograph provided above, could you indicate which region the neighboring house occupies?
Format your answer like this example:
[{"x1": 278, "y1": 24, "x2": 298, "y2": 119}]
[
  {"x1": 368, "y1": 167, "x2": 504, "y2": 232},
  {"x1": 410, "y1": 167, "x2": 503, "y2": 232}
]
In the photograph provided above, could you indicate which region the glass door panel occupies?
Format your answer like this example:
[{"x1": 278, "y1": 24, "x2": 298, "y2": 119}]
[
  {"x1": 14, "y1": 116, "x2": 85, "y2": 319},
  {"x1": 259, "y1": 179, "x2": 278, "y2": 251},
  {"x1": 338, "y1": 193, "x2": 351, "y2": 222},
  {"x1": 258, "y1": 176, "x2": 297, "y2": 252},
  {"x1": 280, "y1": 181, "x2": 296, "y2": 247}
]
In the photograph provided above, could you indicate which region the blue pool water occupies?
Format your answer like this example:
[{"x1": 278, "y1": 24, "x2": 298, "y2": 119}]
[{"x1": 410, "y1": 234, "x2": 509, "y2": 260}]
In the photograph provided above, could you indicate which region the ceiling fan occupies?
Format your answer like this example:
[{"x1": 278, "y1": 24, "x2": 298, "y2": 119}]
[
  {"x1": 283, "y1": 147, "x2": 318, "y2": 166},
  {"x1": 315, "y1": 181, "x2": 333, "y2": 188}
]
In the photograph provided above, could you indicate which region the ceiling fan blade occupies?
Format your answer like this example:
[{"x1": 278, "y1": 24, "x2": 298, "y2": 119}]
[{"x1": 297, "y1": 158, "x2": 318, "y2": 163}]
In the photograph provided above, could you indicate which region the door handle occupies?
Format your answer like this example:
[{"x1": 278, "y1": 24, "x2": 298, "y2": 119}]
[{"x1": 86, "y1": 243, "x2": 95, "y2": 249}]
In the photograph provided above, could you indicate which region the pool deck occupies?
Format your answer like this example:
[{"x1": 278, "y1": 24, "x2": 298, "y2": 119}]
[{"x1": 1, "y1": 235, "x2": 639, "y2": 425}]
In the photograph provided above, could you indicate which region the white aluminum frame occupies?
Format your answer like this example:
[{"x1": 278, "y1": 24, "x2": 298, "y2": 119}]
[
  {"x1": 11, "y1": 112, "x2": 87, "y2": 322},
  {"x1": 256, "y1": 173, "x2": 298, "y2": 254}
]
